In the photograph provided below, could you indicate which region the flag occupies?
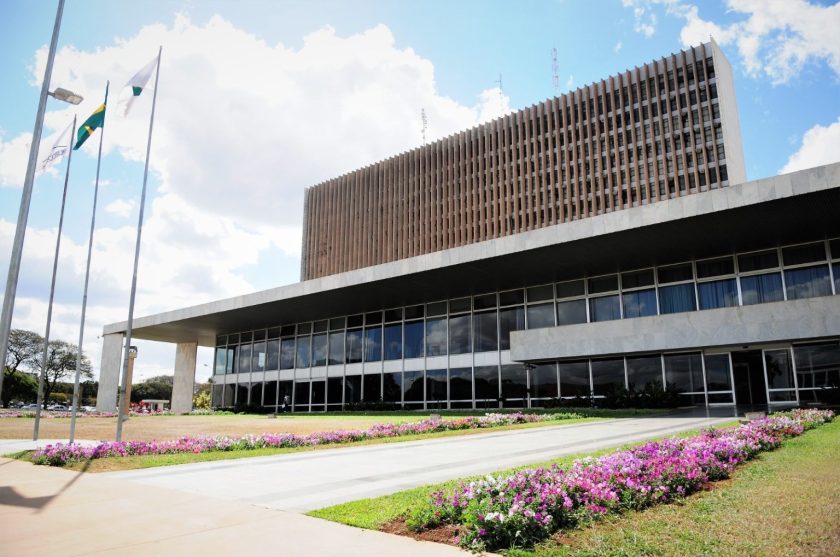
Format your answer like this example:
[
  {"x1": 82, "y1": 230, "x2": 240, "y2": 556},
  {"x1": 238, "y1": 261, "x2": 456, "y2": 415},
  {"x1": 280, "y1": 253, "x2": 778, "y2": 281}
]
[
  {"x1": 73, "y1": 103, "x2": 106, "y2": 150},
  {"x1": 36, "y1": 121, "x2": 73, "y2": 175},
  {"x1": 117, "y1": 57, "x2": 158, "y2": 116}
]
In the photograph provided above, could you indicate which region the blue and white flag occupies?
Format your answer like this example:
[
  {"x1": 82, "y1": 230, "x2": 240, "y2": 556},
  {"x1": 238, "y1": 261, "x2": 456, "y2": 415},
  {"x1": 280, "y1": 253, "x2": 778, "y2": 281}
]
[{"x1": 36, "y1": 121, "x2": 73, "y2": 175}]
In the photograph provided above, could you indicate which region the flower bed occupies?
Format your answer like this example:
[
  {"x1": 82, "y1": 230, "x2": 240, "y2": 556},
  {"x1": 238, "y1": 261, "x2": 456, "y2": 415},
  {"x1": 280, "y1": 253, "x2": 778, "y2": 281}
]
[
  {"x1": 30, "y1": 412, "x2": 582, "y2": 466},
  {"x1": 407, "y1": 409, "x2": 835, "y2": 551}
]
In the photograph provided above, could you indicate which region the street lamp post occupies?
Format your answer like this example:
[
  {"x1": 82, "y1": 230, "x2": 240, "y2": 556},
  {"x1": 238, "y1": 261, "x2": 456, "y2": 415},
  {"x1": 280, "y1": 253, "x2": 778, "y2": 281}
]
[{"x1": 0, "y1": 0, "x2": 67, "y2": 406}]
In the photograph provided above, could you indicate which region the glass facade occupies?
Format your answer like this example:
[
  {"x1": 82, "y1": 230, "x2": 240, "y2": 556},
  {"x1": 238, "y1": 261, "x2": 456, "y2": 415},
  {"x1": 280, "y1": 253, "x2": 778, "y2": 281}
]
[{"x1": 213, "y1": 238, "x2": 840, "y2": 410}]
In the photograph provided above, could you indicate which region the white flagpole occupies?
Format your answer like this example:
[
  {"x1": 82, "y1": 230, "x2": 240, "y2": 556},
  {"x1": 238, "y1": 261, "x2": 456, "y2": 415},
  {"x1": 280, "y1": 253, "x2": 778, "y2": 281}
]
[
  {"x1": 116, "y1": 47, "x2": 162, "y2": 442},
  {"x1": 32, "y1": 114, "x2": 76, "y2": 440},
  {"x1": 69, "y1": 83, "x2": 110, "y2": 443},
  {"x1": 0, "y1": 0, "x2": 64, "y2": 406}
]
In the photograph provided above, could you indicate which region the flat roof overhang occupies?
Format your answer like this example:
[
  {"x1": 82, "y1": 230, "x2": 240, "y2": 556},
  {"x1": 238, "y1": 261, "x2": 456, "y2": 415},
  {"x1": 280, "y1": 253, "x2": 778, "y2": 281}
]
[{"x1": 103, "y1": 163, "x2": 840, "y2": 347}]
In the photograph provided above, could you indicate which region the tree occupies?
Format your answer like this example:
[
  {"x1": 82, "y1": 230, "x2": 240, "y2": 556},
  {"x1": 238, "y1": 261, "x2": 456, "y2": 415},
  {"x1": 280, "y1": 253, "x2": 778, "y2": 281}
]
[
  {"x1": 29, "y1": 340, "x2": 93, "y2": 409},
  {"x1": 3, "y1": 329, "x2": 43, "y2": 407},
  {"x1": 131, "y1": 380, "x2": 172, "y2": 403},
  {"x1": 2, "y1": 369, "x2": 38, "y2": 406}
]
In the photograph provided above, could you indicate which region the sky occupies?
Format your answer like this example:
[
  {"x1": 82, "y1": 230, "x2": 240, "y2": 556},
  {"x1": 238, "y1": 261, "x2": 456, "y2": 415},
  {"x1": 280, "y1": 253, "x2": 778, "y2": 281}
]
[{"x1": 1, "y1": 0, "x2": 839, "y2": 385}]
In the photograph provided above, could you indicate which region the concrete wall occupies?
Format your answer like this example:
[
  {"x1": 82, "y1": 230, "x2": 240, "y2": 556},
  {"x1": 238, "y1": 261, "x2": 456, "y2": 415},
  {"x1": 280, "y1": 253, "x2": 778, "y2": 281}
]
[
  {"x1": 96, "y1": 333, "x2": 123, "y2": 412},
  {"x1": 171, "y1": 342, "x2": 197, "y2": 414},
  {"x1": 712, "y1": 39, "x2": 747, "y2": 184},
  {"x1": 510, "y1": 296, "x2": 840, "y2": 362}
]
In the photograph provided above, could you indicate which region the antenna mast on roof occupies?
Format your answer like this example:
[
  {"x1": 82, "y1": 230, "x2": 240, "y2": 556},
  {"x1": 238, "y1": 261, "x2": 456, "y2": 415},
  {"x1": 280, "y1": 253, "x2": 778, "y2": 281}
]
[
  {"x1": 552, "y1": 47, "x2": 560, "y2": 96},
  {"x1": 421, "y1": 108, "x2": 428, "y2": 145}
]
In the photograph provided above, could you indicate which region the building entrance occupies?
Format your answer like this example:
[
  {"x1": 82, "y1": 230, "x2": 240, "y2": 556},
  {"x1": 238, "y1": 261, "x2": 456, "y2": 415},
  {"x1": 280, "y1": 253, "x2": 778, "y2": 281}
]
[{"x1": 731, "y1": 350, "x2": 767, "y2": 408}]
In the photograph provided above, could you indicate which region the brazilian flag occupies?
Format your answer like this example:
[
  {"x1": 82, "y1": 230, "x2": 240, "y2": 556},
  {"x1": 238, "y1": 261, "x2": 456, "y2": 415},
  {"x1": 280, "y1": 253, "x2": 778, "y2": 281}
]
[{"x1": 73, "y1": 103, "x2": 106, "y2": 150}]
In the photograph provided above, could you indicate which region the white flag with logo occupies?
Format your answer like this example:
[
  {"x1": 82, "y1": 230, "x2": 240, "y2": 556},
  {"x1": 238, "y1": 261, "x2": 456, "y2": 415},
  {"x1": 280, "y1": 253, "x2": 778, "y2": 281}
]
[
  {"x1": 117, "y1": 56, "x2": 158, "y2": 116},
  {"x1": 36, "y1": 121, "x2": 73, "y2": 176}
]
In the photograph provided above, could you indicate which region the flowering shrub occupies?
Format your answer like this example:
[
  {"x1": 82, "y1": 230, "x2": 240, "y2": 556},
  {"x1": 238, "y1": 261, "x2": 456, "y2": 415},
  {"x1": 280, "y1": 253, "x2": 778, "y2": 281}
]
[
  {"x1": 30, "y1": 412, "x2": 581, "y2": 466},
  {"x1": 408, "y1": 409, "x2": 835, "y2": 551}
]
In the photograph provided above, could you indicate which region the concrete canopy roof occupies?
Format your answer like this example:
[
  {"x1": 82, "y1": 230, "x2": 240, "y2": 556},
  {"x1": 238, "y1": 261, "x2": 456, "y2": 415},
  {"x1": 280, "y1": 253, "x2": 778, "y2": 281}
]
[{"x1": 103, "y1": 163, "x2": 840, "y2": 347}]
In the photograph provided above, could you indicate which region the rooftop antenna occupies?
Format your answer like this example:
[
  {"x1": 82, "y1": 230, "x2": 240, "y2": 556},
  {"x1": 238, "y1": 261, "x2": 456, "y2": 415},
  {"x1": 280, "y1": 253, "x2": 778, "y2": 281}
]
[
  {"x1": 552, "y1": 47, "x2": 560, "y2": 96},
  {"x1": 421, "y1": 108, "x2": 428, "y2": 145},
  {"x1": 495, "y1": 73, "x2": 504, "y2": 114}
]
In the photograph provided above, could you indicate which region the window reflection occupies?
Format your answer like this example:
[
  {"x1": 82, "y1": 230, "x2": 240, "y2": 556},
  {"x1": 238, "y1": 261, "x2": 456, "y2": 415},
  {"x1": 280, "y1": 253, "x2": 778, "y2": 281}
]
[
  {"x1": 559, "y1": 361, "x2": 590, "y2": 397},
  {"x1": 697, "y1": 279, "x2": 738, "y2": 310},
  {"x1": 425, "y1": 318, "x2": 447, "y2": 356},
  {"x1": 404, "y1": 321, "x2": 424, "y2": 358},
  {"x1": 364, "y1": 326, "x2": 382, "y2": 362},
  {"x1": 622, "y1": 289, "x2": 657, "y2": 318},
  {"x1": 473, "y1": 311, "x2": 498, "y2": 352},
  {"x1": 448, "y1": 315, "x2": 471, "y2": 354},
  {"x1": 383, "y1": 324, "x2": 402, "y2": 360},
  {"x1": 591, "y1": 358, "x2": 625, "y2": 396},
  {"x1": 740, "y1": 273, "x2": 784, "y2": 305},
  {"x1": 311, "y1": 334, "x2": 327, "y2": 367},
  {"x1": 590, "y1": 295, "x2": 621, "y2": 321},
  {"x1": 499, "y1": 307, "x2": 525, "y2": 350},
  {"x1": 784, "y1": 265, "x2": 832, "y2": 300}
]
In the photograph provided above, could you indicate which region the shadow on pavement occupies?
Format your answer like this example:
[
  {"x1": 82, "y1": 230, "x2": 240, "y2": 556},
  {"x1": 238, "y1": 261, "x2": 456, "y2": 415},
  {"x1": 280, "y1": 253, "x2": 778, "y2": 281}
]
[{"x1": 0, "y1": 458, "x2": 91, "y2": 512}]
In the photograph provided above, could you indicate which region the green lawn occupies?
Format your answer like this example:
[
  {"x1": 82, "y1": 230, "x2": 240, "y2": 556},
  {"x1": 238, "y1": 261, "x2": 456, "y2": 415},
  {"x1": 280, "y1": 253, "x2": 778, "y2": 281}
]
[{"x1": 310, "y1": 419, "x2": 840, "y2": 557}]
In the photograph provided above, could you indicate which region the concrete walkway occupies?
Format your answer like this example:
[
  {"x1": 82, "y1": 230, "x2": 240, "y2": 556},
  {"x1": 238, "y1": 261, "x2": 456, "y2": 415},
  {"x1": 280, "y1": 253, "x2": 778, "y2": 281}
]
[
  {"x1": 0, "y1": 457, "x2": 469, "y2": 556},
  {"x1": 110, "y1": 414, "x2": 731, "y2": 512},
  {"x1": 0, "y1": 438, "x2": 99, "y2": 455}
]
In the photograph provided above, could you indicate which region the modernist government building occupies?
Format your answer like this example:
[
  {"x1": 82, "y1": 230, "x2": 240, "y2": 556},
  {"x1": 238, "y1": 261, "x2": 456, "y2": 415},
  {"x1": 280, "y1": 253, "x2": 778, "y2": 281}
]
[{"x1": 97, "y1": 41, "x2": 840, "y2": 413}]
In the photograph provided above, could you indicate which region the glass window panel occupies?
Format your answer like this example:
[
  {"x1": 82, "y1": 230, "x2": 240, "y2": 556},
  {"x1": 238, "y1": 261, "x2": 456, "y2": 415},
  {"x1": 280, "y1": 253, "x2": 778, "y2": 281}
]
[
  {"x1": 297, "y1": 323, "x2": 311, "y2": 335},
  {"x1": 589, "y1": 295, "x2": 621, "y2": 322},
  {"x1": 473, "y1": 293, "x2": 497, "y2": 310},
  {"x1": 474, "y1": 366, "x2": 499, "y2": 400},
  {"x1": 215, "y1": 335, "x2": 226, "y2": 347},
  {"x1": 738, "y1": 250, "x2": 779, "y2": 272},
  {"x1": 501, "y1": 364, "x2": 527, "y2": 399},
  {"x1": 764, "y1": 349, "x2": 795, "y2": 390},
  {"x1": 267, "y1": 327, "x2": 280, "y2": 339},
  {"x1": 626, "y1": 355, "x2": 663, "y2": 390},
  {"x1": 621, "y1": 269, "x2": 654, "y2": 289},
  {"x1": 226, "y1": 346, "x2": 236, "y2": 373},
  {"x1": 344, "y1": 375, "x2": 362, "y2": 403},
  {"x1": 279, "y1": 381, "x2": 293, "y2": 408},
  {"x1": 383, "y1": 324, "x2": 403, "y2": 360},
  {"x1": 281, "y1": 338, "x2": 296, "y2": 369},
  {"x1": 263, "y1": 381, "x2": 277, "y2": 406},
  {"x1": 530, "y1": 364, "x2": 558, "y2": 399},
  {"x1": 346, "y1": 329, "x2": 363, "y2": 364},
  {"x1": 329, "y1": 317, "x2": 345, "y2": 331},
  {"x1": 252, "y1": 341, "x2": 266, "y2": 372},
  {"x1": 556, "y1": 279, "x2": 585, "y2": 299},
  {"x1": 311, "y1": 334, "x2": 327, "y2": 367},
  {"x1": 328, "y1": 332, "x2": 345, "y2": 365},
  {"x1": 704, "y1": 354, "x2": 732, "y2": 391},
  {"x1": 527, "y1": 285, "x2": 554, "y2": 302},
  {"x1": 499, "y1": 306, "x2": 525, "y2": 350},
  {"x1": 240, "y1": 332, "x2": 253, "y2": 343},
  {"x1": 294, "y1": 381, "x2": 310, "y2": 406},
  {"x1": 449, "y1": 297, "x2": 471, "y2": 313},
  {"x1": 499, "y1": 289, "x2": 524, "y2": 306},
  {"x1": 834, "y1": 263, "x2": 840, "y2": 294},
  {"x1": 366, "y1": 373, "x2": 385, "y2": 402},
  {"x1": 556, "y1": 299, "x2": 587, "y2": 326},
  {"x1": 448, "y1": 314, "x2": 472, "y2": 354},
  {"x1": 425, "y1": 318, "x2": 447, "y2": 356},
  {"x1": 782, "y1": 242, "x2": 826, "y2": 266},
  {"x1": 622, "y1": 289, "x2": 657, "y2": 318},
  {"x1": 236, "y1": 384, "x2": 248, "y2": 405},
  {"x1": 223, "y1": 384, "x2": 234, "y2": 406},
  {"x1": 830, "y1": 239, "x2": 840, "y2": 260},
  {"x1": 768, "y1": 390, "x2": 796, "y2": 402},
  {"x1": 212, "y1": 384, "x2": 223, "y2": 406},
  {"x1": 657, "y1": 264, "x2": 693, "y2": 284},
  {"x1": 426, "y1": 369, "x2": 447, "y2": 402},
  {"x1": 591, "y1": 358, "x2": 626, "y2": 396},
  {"x1": 365, "y1": 311, "x2": 383, "y2": 324},
  {"x1": 214, "y1": 348, "x2": 226, "y2": 375},
  {"x1": 784, "y1": 265, "x2": 832, "y2": 300},
  {"x1": 697, "y1": 278, "x2": 738, "y2": 310},
  {"x1": 250, "y1": 383, "x2": 262, "y2": 405},
  {"x1": 313, "y1": 321, "x2": 327, "y2": 333},
  {"x1": 449, "y1": 368, "x2": 472, "y2": 400},
  {"x1": 707, "y1": 392, "x2": 733, "y2": 404},
  {"x1": 559, "y1": 361, "x2": 590, "y2": 398},
  {"x1": 364, "y1": 326, "x2": 382, "y2": 362},
  {"x1": 253, "y1": 330, "x2": 266, "y2": 341},
  {"x1": 403, "y1": 370, "x2": 424, "y2": 402},
  {"x1": 383, "y1": 308, "x2": 402, "y2": 323},
  {"x1": 794, "y1": 342, "x2": 840, "y2": 389},
  {"x1": 311, "y1": 380, "x2": 325, "y2": 405},
  {"x1": 238, "y1": 344, "x2": 252, "y2": 373},
  {"x1": 696, "y1": 257, "x2": 734, "y2": 278},
  {"x1": 404, "y1": 305, "x2": 424, "y2": 320},
  {"x1": 588, "y1": 275, "x2": 618, "y2": 294},
  {"x1": 327, "y1": 377, "x2": 343, "y2": 404},
  {"x1": 664, "y1": 353, "x2": 705, "y2": 393},
  {"x1": 426, "y1": 302, "x2": 447, "y2": 316},
  {"x1": 347, "y1": 314, "x2": 364, "y2": 328},
  {"x1": 265, "y1": 339, "x2": 279, "y2": 371},
  {"x1": 280, "y1": 325, "x2": 295, "y2": 337},
  {"x1": 473, "y1": 310, "x2": 498, "y2": 352},
  {"x1": 404, "y1": 321, "x2": 424, "y2": 358},
  {"x1": 228, "y1": 333, "x2": 240, "y2": 345},
  {"x1": 526, "y1": 303, "x2": 555, "y2": 329},
  {"x1": 658, "y1": 283, "x2": 697, "y2": 314},
  {"x1": 740, "y1": 273, "x2": 784, "y2": 305}
]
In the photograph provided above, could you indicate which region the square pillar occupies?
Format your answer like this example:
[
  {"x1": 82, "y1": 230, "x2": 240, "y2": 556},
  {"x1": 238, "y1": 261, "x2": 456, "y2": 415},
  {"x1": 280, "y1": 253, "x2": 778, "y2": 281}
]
[
  {"x1": 96, "y1": 333, "x2": 124, "y2": 412},
  {"x1": 171, "y1": 342, "x2": 198, "y2": 414}
]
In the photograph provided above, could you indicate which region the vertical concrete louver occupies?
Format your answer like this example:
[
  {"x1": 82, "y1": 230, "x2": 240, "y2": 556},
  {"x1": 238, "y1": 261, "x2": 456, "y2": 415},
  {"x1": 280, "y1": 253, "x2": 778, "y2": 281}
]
[{"x1": 301, "y1": 42, "x2": 745, "y2": 280}]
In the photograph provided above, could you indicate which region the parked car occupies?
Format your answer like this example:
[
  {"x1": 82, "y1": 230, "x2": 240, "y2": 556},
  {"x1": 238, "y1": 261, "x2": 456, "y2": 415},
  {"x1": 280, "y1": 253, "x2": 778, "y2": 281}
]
[
  {"x1": 48, "y1": 404, "x2": 69, "y2": 411},
  {"x1": 20, "y1": 403, "x2": 40, "y2": 410}
]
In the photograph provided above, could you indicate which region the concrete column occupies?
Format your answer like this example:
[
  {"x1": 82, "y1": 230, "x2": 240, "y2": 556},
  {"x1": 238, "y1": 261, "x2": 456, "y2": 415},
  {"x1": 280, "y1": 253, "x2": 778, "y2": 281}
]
[
  {"x1": 171, "y1": 342, "x2": 198, "y2": 414},
  {"x1": 96, "y1": 333, "x2": 124, "y2": 412}
]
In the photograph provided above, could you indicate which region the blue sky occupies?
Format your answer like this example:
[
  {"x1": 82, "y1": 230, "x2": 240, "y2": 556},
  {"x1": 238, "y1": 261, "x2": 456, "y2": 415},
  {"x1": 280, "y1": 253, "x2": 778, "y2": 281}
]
[{"x1": 2, "y1": 0, "x2": 839, "y2": 382}]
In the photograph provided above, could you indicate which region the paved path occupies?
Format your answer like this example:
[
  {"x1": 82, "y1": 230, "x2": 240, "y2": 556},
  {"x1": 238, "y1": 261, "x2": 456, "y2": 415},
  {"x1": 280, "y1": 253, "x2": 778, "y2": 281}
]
[
  {"x1": 109, "y1": 414, "x2": 731, "y2": 512},
  {"x1": 0, "y1": 438, "x2": 99, "y2": 455}
]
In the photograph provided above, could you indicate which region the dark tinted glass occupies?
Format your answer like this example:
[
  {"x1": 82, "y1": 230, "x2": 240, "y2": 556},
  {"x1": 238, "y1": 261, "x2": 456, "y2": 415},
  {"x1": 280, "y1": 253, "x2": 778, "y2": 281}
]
[
  {"x1": 830, "y1": 239, "x2": 840, "y2": 259},
  {"x1": 526, "y1": 303, "x2": 555, "y2": 329},
  {"x1": 449, "y1": 368, "x2": 472, "y2": 400},
  {"x1": 364, "y1": 326, "x2": 382, "y2": 362},
  {"x1": 344, "y1": 375, "x2": 362, "y2": 403},
  {"x1": 591, "y1": 358, "x2": 625, "y2": 396},
  {"x1": 740, "y1": 273, "x2": 784, "y2": 305},
  {"x1": 782, "y1": 242, "x2": 826, "y2": 266},
  {"x1": 738, "y1": 250, "x2": 778, "y2": 272},
  {"x1": 664, "y1": 352, "x2": 704, "y2": 393},
  {"x1": 499, "y1": 289, "x2": 524, "y2": 306},
  {"x1": 499, "y1": 306, "x2": 525, "y2": 350},
  {"x1": 696, "y1": 257, "x2": 734, "y2": 278},
  {"x1": 426, "y1": 302, "x2": 447, "y2": 317},
  {"x1": 347, "y1": 314, "x2": 364, "y2": 328},
  {"x1": 764, "y1": 350, "x2": 794, "y2": 389},
  {"x1": 626, "y1": 355, "x2": 662, "y2": 389},
  {"x1": 311, "y1": 334, "x2": 327, "y2": 366},
  {"x1": 794, "y1": 342, "x2": 840, "y2": 389},
  {"x1": 383, "y1": 324, "x2": 402, "y2": 360},
  {"x1": 252, "y1": 341, "x2": 266, "y2": 372},
  {"x1": 704, "y1": 354, "x2": 732, "y2": 391},
  {"x1": 329, "y1": 317, "x2": 345, "y2": 330},
  {"x1": 590, "y1": 295, "x2": 621, "y2": 322},
  {"x1": 530, "y1": 364, "x2": 558, "y2": 399},
  {"x1": 449, "y1": 297, "x2": 471, "y2": 313},
  {"x1": 426, "y1": 369, "x2": 447, "y2": 402},
  {"x1": 365, "y1": 311, "x2": 382, "y2": 324},
  {"x1": 425, "y1": 318, "x2": 447, "y2": 356},
  {"x1": 448, "y1": 314, "x2": 471, "y2": 354},
  {"x1": 621, "y1": 269, "x2": 654, "y2": 289},
  {"x1": 473, "y1": 293, "x2": 497, "y2": 310},
  {"x1": 310, "y1": 380, "x2": 325, "y2": 405},
  {"x1": 280, "y1": 325, "x2": 295, "y2": 337},
  {"x1": 622, "y1": 289, "x2": 657, "y2": 318},
  {"x1": 697, "y1": 279, "x2": 738, "y2": 310},
  {"x1": 263, "y1": 381, "x2": 277, "y2": 406},
  {"x1": 365, "y1": 373, "x2": 384, "y2": 402},
  {"x1": 658, "y1": 283, "x2": 696, "y2": 314},
  {"x1": 297, "y1": 323, "x2": 311, "y2": 335},
  {"x1": 404, "y1": 305, "x2": 424, "y2": 319},
  {"x1": 240, "y1": 331, "x2": 252, "y2": 343},
  {"x1": 657, "y1": 264, "x2": 693, "y2": 283},
  {"x1": 403, "y1": 370, "x2": 424, "y2": 402},
  {"x1": 327, "y1": 377, "x2": 343, "y2": 404},
  {"x1": 313, "y1": 321, "x2": 327, "y2": 333},
  {"x1": 527, "y1": 285, "x2": 554, "y2": 302},
  {"x1": 588, "y1": 275, "x2": 618, "y2": 294},
  {"x1": 267, "y1": 327, "x2": 280, "y2": 339},
  {"x1": 474, "y1": 366, "x2": 499, "y2": 400},
  {"x1": 559, "y1": 361, "x2": 590, "y2": 397},
  {"x1": 404, "y1": 321, "x2": 424, "y2": 358},
  {"x1": 294, "y1": 381, "x2": 310, "y2": 406},
  {"x1": 383, "y1": 309, "x2": 402, "y2": 323},
  {"x1": 473, "y1": 311, "x2": 498, "y2": 352},
  {"x1": 501, "y1": 364, "x2": 527, "y2": 399},
  {"x1": 266, "y1": 339, "x2": 279, "y2": 370},
  {"x1": 556, "y1": 279, "x2": 585, "y2": 298},
  {"x1": 382, "y1": 372, "x2": 400, "y2": 402},
  {"x1": 253, "y1": 330, "x2": 266, "y2": 342}
]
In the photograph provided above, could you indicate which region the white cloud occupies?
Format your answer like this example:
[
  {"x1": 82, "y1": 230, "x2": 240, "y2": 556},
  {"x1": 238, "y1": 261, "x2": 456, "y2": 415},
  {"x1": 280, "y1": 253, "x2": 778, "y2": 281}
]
[
  {"x1": 622, "y1": 0, "x2": 662, "y2": 37},
  {"x1": 104, "y1": 198, "x2": 135, "y2": 218},
  {"x1": 624, "y1": 0, "x2": 840, "y2": 84},
  {"x1": 0, "y1": 132, "x2": 32, "y2": 187},
  {"x1": 5, "y1": 16, "x2": 511, "y2": 379},
  {"x1": 780, "y1": 116, "x2": 840, "y2": 174},
  {"x1": 614, "y1": 41, "x2": 623, "y2": 53},
  {"x1": 566, "y1": 74, "x2": 575, "y2": 89}
]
